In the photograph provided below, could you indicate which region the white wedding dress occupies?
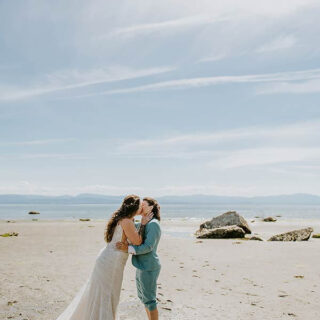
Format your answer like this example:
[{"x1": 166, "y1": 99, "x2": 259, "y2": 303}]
[{"x1": 57, "y1": 224, "x2": 129, "y2": 320}]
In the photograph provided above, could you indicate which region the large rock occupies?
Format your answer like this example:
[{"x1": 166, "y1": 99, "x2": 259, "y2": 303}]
[
  {"x1": 28, "y1": 211, "x2": 40, "y2": 215},
  {"x1": 196, "y1": 226, "x2": 246, "y2": 239},
  {"x1": 268, "y1": 227, "x2": 313, "y2": 241},
  {"x1": 199, "y1": 211, "x2": 251, "y2": 234}
]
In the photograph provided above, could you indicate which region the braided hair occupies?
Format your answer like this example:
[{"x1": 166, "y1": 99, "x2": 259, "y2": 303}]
[
  {"x1": 143, "y1": 197, "x2": 161, "y2": 221},
  {"x1": 104, "y1": 194, "x2": 140, "y2": 243}
]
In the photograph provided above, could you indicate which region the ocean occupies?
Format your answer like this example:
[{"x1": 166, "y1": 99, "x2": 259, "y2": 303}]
[{"x1": 0, "y1": 203, "x2": 319, "y2": 220}]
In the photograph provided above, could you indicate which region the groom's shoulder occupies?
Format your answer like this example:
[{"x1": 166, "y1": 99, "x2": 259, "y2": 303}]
[{"x1": 148, "y1": 219, "x2": 161, "y2": 230}]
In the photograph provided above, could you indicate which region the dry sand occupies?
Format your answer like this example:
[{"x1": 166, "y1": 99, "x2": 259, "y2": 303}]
[{"x1": 1, "y1": 218, "x2": 320, "y2": 320}]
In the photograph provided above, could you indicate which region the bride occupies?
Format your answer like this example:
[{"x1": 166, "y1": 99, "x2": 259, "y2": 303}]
[{"x1": 56, "y1": 194, "x2": 153, "y2": 320}]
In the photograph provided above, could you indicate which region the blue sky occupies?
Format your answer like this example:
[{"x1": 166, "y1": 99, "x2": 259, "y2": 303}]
[{"x1": 0, "y1": 0, "x2": 320, "y2": 196}]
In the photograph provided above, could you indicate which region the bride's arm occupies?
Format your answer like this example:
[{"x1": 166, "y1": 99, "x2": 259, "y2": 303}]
[
  {"x1": 120, "y1": 213, "x2": 153, "y2": 245},
  {"x1": 120, "y1": 219, "x2": 143, "y2": 245}
]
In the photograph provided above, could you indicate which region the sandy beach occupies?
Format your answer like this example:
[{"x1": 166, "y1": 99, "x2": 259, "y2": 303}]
[{"x1": 1, "y1": 218, "x2": 320, "y2": 320}]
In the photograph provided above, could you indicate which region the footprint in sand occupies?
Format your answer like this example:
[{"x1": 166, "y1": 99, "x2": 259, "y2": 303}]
[{"x1": 161, "y1": 307, "x2": 172, "y2": 311}]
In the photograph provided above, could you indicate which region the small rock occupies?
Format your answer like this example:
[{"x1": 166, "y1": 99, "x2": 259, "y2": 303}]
[
  {"x1": 0, "y1": 232, "x2": 19, "y2": 237},
  {"x1": 294, "y1": 275, "x2": 304, "y2": 279},
  {"x1": 79, "y1": 218, "x2": 91, "y2": 221},
  {"x1": 249, "y1": 236, "x2": 264, "y2": 241},
  {"x1": 263, "y1": 217, "x2": 277, "y2": 222},
  {"x1": 312, "y1": 233, "x2": 320, "y2": 239}
]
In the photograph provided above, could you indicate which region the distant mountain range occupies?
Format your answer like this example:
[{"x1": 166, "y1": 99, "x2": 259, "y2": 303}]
[{"x1": 0, "y1": 193, "x2": 320, "y2": 205}]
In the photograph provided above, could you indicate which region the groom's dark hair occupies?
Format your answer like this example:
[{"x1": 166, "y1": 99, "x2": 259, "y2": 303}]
[{"x1": 143, "y1": 197, "x2": 161, "y2": 221}]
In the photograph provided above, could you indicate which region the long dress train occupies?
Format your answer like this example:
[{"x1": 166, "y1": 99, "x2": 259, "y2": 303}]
[{"x1": 56, "y1": 224, "x2": 129, "y2": 320}]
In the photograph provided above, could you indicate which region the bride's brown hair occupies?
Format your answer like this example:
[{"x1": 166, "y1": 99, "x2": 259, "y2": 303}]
[{"x1": 104, "y1": 194, "x2": 140, "y2": 243}]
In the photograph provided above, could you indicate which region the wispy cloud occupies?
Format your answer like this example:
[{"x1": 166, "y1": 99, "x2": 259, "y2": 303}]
[
  {"x1": 0, "y1": 138, "x2": 75, "y2": 146},
  {"x1": 115, "y1": 119, "x2": 320, "y2": 159},
  {"x1": 196, "y1": 54, "x2": 226, "y2": 64},
  {"x1": 106, "y1": 15, "x2": 227, "y2": 38},
  {"x1": 0, "y1": 66, "x2": 174, "y2": 101},
  {"x1": 257, "y1": 78, "x2": 320, "y2": 95},
  {"x1": 73, "y1": 68, "x2": 320, "y2": 98},
  {"x1": 210, "y1": 147, "x2": 320, "y2": 169},
  {"x1": 20, "y1": 154, "x2": 90, "y2": 160},
  {"x1": 256, "y1": 35, "x2": 297, "y2": 53}
]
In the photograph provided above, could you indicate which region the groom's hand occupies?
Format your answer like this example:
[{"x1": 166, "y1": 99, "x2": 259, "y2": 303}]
[
  {"x1": 116, "y1": 241, "x2": 128, "y2": 252},
  {"x1": 141, "y1": 211, "x2": 153, "y2": 225}
]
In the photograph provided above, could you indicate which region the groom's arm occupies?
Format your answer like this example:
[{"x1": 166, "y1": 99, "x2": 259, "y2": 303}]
[{"x1": 129, "y1": 223, "x2": 161, "y2": 255}]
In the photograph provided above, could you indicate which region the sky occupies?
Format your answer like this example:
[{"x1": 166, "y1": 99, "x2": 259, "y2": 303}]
[{"x1": 0, "y1": 0, "x2": 320, "y2": 197}]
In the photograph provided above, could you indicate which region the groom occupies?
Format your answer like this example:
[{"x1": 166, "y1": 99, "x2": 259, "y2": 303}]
[{"x1": 116, "y1": 197, "x2": 161, "y2": 320}]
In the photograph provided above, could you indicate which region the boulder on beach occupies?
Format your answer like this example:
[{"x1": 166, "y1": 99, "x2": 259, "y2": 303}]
[
  {"x1": 196, "y1": 225, "x2": 245, "y2": 239},
  {"x1": 199, "y1": 211, "x2": 251, "y2": 234},
  {"x1": 28, "y1": 211, "x2": 40, "y2": 215},
  {"x1": 312, "y1": 233, "x2": 320, "y2": 239},
  {"x1": 268, "y1": 227, "x2": 313, "y2": 241},
  {"x1": 263, "y1": 217, "x2": 277, "y2": 222},
  {"x1": 79, "y1": 218, "x2": 91, "y2": 221}
]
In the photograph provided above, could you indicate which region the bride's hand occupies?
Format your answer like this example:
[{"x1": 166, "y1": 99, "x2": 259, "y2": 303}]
[
  {"x1": 141, "y1": 211, "x2": 153, "y2": 225},
  {"x1": 116, "y1": 241, "x2": 128, "y2": 252}
]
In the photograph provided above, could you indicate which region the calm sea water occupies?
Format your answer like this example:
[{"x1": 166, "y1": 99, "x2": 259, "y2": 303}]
[{"x1": 0, "y1": 203, "x2": 319, "y2": 220}]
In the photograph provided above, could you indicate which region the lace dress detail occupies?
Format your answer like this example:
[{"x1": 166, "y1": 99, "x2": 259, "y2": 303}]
[{"x1": 56, "y1": 224, "x2": 129, "y2": 320}]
